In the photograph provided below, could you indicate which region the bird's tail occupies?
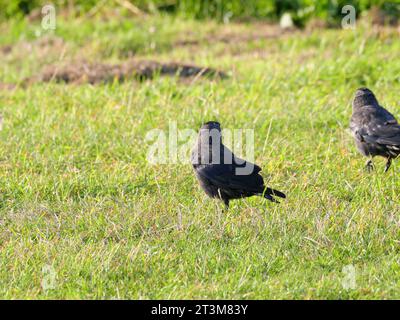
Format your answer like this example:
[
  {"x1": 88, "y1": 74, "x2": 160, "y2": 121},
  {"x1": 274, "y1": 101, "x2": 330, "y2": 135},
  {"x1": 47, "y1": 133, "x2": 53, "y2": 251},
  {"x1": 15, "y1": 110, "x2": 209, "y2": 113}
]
[
  {"x1": 267, "y1": 188, "x2": 286, "y2": 198},
  {"x1": 261, "y1": 187, "x2": 286, "y2": 203}
]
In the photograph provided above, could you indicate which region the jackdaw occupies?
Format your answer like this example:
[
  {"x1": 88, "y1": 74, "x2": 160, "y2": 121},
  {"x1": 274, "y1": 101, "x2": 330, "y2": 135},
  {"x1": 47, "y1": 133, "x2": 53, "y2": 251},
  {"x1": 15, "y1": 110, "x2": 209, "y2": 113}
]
[
  {"x1": 191, "y1": 121, "x2": 286, "y2": 208},
  {"x1": 350, "y1": 87, "x2": 400, "y2": 172}
]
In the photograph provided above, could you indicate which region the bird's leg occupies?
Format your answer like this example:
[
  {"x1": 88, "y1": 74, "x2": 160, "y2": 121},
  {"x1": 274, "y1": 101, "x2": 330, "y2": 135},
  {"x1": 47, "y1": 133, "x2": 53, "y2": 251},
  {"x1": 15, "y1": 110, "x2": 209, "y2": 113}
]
[
  {"x1": 223, "y1": 199, "x2": 229, "y2": 211},
  {"x1": 217, "y1": 188, "x2": 229, "y2": 211},
  {"x1": 384, "y1": 157, "x2": 392, "y2": 173},
  {"x1": 365, "y1": 158, "x2": 374, "y2": 172}
]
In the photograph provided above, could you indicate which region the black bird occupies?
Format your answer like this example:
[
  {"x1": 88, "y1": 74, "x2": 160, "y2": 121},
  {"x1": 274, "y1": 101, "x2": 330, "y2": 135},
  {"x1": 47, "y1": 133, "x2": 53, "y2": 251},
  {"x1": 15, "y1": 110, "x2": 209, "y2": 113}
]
[
  {"x1": 350, "y1": 87, "x2": 400, "y2": 172},
  {"x1": 191, "y1": 121, "x2": 286, "y2": 208}
]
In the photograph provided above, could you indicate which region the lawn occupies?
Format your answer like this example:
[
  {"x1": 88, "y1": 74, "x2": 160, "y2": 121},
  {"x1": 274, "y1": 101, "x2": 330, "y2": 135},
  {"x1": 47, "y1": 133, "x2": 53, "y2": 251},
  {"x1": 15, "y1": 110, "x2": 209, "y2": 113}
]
[{"x1": 0, "y1": 13, "x2": 400, "y2": 299}]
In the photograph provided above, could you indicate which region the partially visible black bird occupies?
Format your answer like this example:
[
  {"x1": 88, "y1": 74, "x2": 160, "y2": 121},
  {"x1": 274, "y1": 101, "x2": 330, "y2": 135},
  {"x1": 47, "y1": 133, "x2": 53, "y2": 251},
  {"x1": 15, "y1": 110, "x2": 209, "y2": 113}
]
[
  {"x1": 191, "y1": 121, "x2": 286, "y2": 209},
  {"x1": 350, "y1": 87, "x2": 400, "y2": 172}
]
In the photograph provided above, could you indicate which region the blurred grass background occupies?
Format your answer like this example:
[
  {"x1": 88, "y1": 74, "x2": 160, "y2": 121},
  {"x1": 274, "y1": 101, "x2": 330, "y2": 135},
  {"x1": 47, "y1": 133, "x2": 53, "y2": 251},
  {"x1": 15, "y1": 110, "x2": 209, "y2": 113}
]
[
  {"x1": 1, "y1": 0, "x2": 400, "y2": 300},
  {"x1": 1, "y1": 0, "x2": 400, "y2": 26}
]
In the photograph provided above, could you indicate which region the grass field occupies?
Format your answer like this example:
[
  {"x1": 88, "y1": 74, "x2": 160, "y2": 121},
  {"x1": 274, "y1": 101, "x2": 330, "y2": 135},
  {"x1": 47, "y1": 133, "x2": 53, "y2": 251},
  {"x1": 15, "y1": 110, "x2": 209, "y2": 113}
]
[{"x1": 1, "y1": 13, "x2": 400, "y2": 299}]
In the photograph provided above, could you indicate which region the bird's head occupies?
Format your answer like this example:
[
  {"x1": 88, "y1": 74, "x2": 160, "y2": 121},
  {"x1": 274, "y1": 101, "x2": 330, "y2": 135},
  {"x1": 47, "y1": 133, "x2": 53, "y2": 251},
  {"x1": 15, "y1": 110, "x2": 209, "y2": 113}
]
[
  {"x1": 200, "y1": 121, "x2": 221, "y2": 131},
  {"x1": 197, "y1": 121, "x2": 222, "y2": 147},
  {"x1": 353, "y1": 87, "x2": 379, "y2": 109}
]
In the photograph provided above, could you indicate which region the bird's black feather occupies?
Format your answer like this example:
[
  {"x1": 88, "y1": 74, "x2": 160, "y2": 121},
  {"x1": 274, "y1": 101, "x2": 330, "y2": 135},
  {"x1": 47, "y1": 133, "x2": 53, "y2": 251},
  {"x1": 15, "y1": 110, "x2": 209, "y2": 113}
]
[
  {"x1": 192, "y1": 122, "x2": 286, "y2": 207},
  {"x1": 350, "y1": 88, "x2": 400, "y2": 171}
]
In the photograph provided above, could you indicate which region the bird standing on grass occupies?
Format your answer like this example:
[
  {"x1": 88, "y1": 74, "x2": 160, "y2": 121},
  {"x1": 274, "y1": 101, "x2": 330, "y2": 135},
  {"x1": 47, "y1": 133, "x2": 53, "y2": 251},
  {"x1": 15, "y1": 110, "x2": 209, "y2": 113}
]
[
  {"x1": 350, "y1": 87, "x2": 400, "y2": 172},
  {"x1": 191, "y1": 121, "x2": 286, "y2": 209}
]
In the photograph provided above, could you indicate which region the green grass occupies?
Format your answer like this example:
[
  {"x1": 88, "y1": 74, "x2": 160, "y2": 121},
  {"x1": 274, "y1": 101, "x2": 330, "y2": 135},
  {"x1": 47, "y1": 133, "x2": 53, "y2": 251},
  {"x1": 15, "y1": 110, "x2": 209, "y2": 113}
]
[{"x1": 1, "y1": 14, "x2": 400, "y2": 299}]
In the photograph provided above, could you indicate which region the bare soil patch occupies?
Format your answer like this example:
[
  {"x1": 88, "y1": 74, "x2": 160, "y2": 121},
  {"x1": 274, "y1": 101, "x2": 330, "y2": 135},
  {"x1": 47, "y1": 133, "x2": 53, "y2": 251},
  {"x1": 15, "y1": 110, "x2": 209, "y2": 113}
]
[
  {"x1": 0, "y1": 45, "x2": 13, "y2": 55},
  {"x1": 367, "y1": 6, "x2": 399, "y2": 26},
  {"x1": 26, "y1": 59, "x2": 227, "y2": 85},
  {"x1": 175, "y1": 23, "x2": 295, "y2": 48},
  {"x1": 0, "y1": 36, "x2": 66, "y2": 57},
  {"x1": 0, "y1": 82, "x2": 16, "y2": 90}
]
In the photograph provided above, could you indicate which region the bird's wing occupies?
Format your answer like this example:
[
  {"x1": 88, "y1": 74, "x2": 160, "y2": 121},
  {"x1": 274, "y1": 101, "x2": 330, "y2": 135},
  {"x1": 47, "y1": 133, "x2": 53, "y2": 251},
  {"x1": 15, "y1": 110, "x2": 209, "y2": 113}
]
[
  {"x1": 233, "y1": 155, "x2": 262, "y2": 173},
  {"x1": 222, "y1": 145, "x2": 262, "y2": 173},
  {"x1": 360, "y1": 123, "x2": 400, "y2": 146},
  {"x1": 196, "y1": 163, "x2": 264, "y2": 193},
  {"x1": 352, "y1": 105, "x2": 400, "y2": 145}
]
